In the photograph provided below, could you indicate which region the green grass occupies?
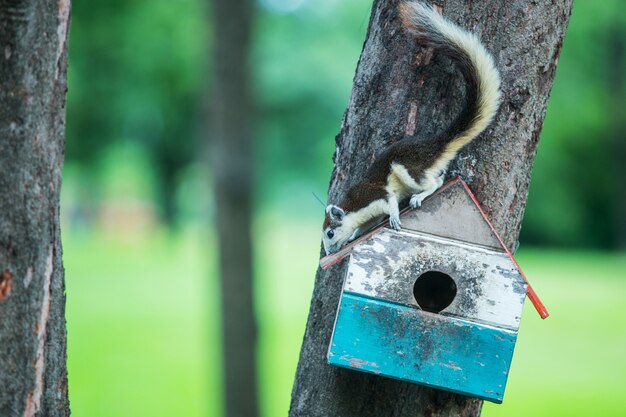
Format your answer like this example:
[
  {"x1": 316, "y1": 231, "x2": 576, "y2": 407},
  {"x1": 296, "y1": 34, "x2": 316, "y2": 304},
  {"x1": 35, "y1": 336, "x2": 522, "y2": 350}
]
[
  {"x1": 64, "y1": 229, "x2": 217, "y2": 417},
  {"x1": 64, "y1": 218, "x2": 626, "y2": 417},
  {"x1": 484, "y1": 250, "x2": 626, "y2": 417}
]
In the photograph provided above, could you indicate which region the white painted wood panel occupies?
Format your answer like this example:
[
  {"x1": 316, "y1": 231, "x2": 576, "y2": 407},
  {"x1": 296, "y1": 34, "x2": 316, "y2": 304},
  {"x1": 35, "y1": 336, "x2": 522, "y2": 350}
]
[{"x1": 344, "y1": 229, "x2": 527, "y2": 330}]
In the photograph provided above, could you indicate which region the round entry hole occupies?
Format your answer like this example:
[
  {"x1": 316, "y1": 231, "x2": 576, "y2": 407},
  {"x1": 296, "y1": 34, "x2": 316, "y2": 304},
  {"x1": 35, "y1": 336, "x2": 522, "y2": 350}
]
[{"x1": 413, "y1": 271, "x2": 457, "y2": 314}]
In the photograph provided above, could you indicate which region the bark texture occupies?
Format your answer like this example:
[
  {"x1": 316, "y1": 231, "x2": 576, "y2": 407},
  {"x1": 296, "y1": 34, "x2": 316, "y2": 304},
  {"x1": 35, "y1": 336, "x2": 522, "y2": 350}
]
[
  {"x1": 0, "y1": 0, "x2": 71, "y2": 416},
  {"x1": 290, "y1": 1, "x2": 572, "y2": 416},
  {"x1": 210, "y1": 0, "x2": 258, "y2": 416}
]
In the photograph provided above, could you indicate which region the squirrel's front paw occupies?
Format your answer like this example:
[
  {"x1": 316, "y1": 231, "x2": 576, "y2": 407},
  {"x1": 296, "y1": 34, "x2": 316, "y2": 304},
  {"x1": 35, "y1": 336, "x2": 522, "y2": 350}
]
[
  {"x1": 389, "y1": 215, "x2": 402, "y2": 230},
  {"x1": 410, "y1": 193, "x2": 424, "y2": 209}
]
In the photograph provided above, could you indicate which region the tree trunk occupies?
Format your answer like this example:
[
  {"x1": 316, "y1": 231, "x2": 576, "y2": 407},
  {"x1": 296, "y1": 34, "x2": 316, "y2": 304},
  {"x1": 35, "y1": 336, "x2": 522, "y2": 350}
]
[
  {"x1": 210, "y1": 0, "x2": 258, "y2": 417},
  {"x1": 608, "y1": 22, "x2": 626, "y2": 249},
  {"x1": 289, "y1": 1, "x2": 572, "y2": 416},
  {"x1": 0, "y1": 1, "x2": 71, "y2": 416}
]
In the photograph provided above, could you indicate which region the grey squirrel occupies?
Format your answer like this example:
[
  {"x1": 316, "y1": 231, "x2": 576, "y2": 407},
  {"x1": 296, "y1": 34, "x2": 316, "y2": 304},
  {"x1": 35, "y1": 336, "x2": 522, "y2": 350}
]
[{"x1": 322, "y1": 1, "x2": 502, "y2": 255}]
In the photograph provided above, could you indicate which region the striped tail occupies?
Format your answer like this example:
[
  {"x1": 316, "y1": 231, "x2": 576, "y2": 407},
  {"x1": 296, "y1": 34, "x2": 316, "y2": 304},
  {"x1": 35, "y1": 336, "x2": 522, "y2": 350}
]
[{"x1": 399, "y1": 1, "x2": 502, "y2": 168}]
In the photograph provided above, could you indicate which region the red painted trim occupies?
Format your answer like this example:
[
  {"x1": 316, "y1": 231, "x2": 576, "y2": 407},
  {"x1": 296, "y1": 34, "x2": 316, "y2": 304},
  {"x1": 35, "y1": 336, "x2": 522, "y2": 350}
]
[{"x1": 458, "y1": 179, "x2": 549, "y2": 319}]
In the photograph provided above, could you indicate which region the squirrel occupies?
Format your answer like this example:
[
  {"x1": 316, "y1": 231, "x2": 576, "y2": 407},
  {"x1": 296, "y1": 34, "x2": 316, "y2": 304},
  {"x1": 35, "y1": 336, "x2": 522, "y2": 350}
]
[{"x1": 322, "y1": 1, "x2": 502, "y2": 255}]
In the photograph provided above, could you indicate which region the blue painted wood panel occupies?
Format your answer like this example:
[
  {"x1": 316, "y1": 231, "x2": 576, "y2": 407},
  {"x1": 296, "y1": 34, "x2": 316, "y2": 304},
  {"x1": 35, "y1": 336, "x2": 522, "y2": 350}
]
[{"x1": 328, "y1": 294, "x2": 518, "y2": 403}]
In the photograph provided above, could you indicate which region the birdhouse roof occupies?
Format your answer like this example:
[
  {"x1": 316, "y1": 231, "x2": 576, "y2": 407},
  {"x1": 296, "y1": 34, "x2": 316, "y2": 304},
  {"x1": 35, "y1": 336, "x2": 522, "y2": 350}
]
[{"x1": 320, "y1": 177, "x2": 548, "y2": 319}]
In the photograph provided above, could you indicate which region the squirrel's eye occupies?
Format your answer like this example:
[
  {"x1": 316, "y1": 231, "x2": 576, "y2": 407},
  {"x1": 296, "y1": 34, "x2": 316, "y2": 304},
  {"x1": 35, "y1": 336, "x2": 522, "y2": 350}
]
[{"x1": 326, "y1": 230, "x2": 335, "y2": 239}]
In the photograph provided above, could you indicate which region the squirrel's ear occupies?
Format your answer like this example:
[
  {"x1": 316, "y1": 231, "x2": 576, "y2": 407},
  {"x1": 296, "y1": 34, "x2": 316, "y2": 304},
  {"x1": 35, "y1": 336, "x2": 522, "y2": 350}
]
[{"x1": 326, "y1": 205, "x2": 345, "y2": 222}]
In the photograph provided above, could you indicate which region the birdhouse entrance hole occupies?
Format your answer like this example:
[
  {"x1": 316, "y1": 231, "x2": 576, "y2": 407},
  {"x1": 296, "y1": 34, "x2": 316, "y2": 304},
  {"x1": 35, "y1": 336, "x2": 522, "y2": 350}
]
[{"x1": 413, "y1": 271, "x2": 457, "y2": 314}]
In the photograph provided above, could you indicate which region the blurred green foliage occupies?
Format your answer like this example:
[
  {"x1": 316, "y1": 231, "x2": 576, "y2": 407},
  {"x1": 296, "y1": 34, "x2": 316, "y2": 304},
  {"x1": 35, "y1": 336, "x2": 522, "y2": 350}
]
[
  {"x1": 66, "y1": 0, "x2": 625, "y2": 248},
  {"x1": 67, "y1": 0, "x2": 207, "y2": 223},
  {"x1": 521, "y1": 0, "x2": 626, "y2": 249}
]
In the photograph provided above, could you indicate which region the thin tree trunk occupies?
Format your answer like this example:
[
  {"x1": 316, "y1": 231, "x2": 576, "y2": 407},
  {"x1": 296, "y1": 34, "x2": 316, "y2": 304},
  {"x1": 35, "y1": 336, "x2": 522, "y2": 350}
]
[
  {"x1": 608, "y1": 23, "x2": 626, "y2": 249},
  {"x1": 0, "y1": 1, "x2": 71, "y2": 416},
  {"x1": 210, "y1": 0, "x2": 258, "y2": 416},
  {"x1": 289, "y1": 1, "x2": 572, "y2": 416}
]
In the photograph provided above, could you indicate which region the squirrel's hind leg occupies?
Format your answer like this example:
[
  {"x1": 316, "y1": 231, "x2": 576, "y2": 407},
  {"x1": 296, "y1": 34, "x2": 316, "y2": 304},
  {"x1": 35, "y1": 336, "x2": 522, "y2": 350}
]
[{"x1": 388, "y1": 194, "x2": 402, "y2": 230}]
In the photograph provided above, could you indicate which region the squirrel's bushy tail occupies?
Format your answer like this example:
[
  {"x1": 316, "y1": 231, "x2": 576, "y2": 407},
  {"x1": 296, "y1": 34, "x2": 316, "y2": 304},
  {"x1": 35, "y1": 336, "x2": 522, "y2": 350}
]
[{"x1": 399, "y1": 1, "x2": 501, "y2": 168}]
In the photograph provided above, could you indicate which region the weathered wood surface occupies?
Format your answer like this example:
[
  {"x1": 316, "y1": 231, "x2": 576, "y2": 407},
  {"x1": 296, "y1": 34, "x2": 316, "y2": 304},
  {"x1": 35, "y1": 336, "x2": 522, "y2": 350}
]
[
  {"x1": 346, "y1": 229, "x2": 527, "y2": 329},
  {"x1": 290, "y1": 1, "x2": 572, "y2": 416},
  {"x1": 329, "y1": 294, "x2": 517, "y2": 403},
  {"x1": 398, "y1": 179, "x2": 502, "y2": 251},
  {"x1": 0, "y1": 1, "x2": 71, "y2": 416}
]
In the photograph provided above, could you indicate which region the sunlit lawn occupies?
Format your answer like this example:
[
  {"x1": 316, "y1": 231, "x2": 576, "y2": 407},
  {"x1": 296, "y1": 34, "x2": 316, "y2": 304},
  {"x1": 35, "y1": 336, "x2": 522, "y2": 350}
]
[{"x1": 64, "y1": 216, "x2": 626, "y2": 417}]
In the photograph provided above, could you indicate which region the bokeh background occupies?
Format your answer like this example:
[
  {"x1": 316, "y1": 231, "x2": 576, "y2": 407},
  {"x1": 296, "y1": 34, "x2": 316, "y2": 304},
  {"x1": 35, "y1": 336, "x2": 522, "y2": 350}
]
[{"x1": 63, "y1": 1, "x2": 625, "y2": 416}]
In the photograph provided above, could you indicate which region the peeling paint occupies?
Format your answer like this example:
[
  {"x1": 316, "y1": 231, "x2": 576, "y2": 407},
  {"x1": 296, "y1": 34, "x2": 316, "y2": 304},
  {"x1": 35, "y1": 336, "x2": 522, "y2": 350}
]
[
  {"x1": 442, "y1": 362, "x2": 462, "y2": 371},
  {"x1": 346, "y1": 229, "x2": 527, "y2": 329},
  {"x1": 329, "y1": 295, "x2": 517, "y2": 403}
]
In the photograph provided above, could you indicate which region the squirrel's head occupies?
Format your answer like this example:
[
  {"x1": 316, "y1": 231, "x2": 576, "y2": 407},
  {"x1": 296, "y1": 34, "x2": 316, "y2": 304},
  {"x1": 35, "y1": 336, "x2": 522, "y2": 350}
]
[{"x1": 322, "y1": 204, "x2": 355, "y2": 255}]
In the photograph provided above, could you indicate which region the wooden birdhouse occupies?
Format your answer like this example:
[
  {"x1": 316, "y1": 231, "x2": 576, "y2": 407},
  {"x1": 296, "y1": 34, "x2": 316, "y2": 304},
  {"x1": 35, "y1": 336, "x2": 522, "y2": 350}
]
[{"x1": 323, "y1": 177, "x2": 547, "y2": 404}]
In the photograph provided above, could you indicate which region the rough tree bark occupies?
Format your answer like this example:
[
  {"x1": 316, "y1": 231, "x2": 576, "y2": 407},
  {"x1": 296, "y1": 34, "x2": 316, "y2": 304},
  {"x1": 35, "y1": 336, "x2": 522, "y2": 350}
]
[
  {"x1": 0, "y1": 0, "x2": 71, "y2": 416},
  {"x1": 289, "y1": 1, "x2": 572, "y2": 416},
  {"x1": 210, "y1": 0, "x2": 258, "y2": 416}
]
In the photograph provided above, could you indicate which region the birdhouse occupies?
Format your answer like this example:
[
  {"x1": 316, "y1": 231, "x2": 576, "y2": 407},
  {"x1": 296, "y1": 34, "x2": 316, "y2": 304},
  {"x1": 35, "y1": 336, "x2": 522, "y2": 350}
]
[{"x1": 324, "y1": 177, "x2": 547, "y2": 403}]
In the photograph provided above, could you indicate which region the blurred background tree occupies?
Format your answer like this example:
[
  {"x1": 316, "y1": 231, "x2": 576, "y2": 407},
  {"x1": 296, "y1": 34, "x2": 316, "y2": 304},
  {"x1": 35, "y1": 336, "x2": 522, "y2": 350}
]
[{"x1": 210, "y1": 0, "x2": 258, "y2": 416}]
